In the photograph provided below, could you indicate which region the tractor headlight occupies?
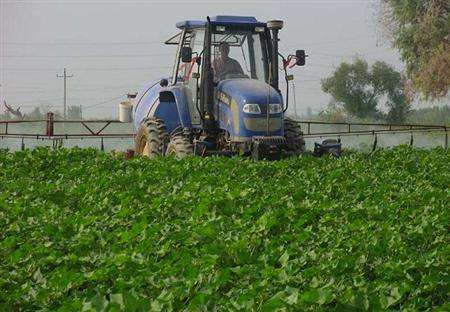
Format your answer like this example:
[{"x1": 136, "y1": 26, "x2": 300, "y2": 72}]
[
  {"x1": 243, "y1": 104, "x2": 261, "y2": 114},
  {"x1": 269, "y1": 103, "x2": 282, "y2": 114}
]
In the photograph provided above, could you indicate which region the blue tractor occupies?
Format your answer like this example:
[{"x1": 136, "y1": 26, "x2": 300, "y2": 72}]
[{"x1": 132, "y1": 15, "x2": 339, "y2": 159}]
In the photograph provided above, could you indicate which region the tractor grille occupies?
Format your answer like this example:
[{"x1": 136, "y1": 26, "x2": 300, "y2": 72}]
[
  {"x1": 252, "y1": 136, "x2": 286, "y2": 144},
  {"x1": 243, "y1": 117, "x2": 281, "y2": 132}
]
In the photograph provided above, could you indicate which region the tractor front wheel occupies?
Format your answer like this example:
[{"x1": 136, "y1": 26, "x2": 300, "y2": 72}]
[
  {"x1": 166, "y1": 134, "x2": 193, "y2": 159},
  {"x1": 134, "y1": 118, "x2": 167, "y2": 158}
]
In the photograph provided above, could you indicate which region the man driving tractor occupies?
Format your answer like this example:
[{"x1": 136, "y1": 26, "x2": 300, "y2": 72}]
[{"x1": 213, "y1": 42, "x2": 245, "y2": 81}]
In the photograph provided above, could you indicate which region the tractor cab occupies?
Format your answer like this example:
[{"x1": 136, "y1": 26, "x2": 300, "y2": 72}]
[
  {"x1": 133, "y1": 16, "x2": 311, "y2": 159},
  {"x1": 170, "y1": 17, "x2": 304, "y2": 152},
  {"x1": 173, "y1": 18, "x2": 277, "y2": 133}
]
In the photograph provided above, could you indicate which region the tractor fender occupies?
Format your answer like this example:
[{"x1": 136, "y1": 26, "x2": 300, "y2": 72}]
[
  {"x1": 133, "y1": 81, "x2": 161, "y2": 131},
  {"x1": 158, "y1": 86, "x2": 192, "y2": 130},
  {"x1": 134, "y1": 82, "x2": 192, "y2": 134}
]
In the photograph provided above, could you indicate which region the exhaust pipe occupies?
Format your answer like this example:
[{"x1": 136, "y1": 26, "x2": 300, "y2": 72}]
[{"x1": 267, "y1": 20, "x2": 283, "y2": 90}]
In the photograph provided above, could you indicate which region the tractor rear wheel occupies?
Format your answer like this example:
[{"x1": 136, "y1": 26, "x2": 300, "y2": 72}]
[
  {"x1": 134, "y1": 118, "x2": 167, "y2": 158},
  {"x1": 284, "y1": 117, "x2": 305, "y2": 154},
  {"x1": 166, "y1": 134, "x2": 193, "y2": 159}
]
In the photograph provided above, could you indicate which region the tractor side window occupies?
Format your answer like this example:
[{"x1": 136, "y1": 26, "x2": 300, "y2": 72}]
[
  {"x1": 182, "y1": 29, "x2": 204, "y2": 82},
  {"x1": 183, "y1": 29, "x2": 204, "y2": 125},
  {"x1": 253, "y1": 33, "x2": 268, "y2": 82},
  {"x1": 177, "y1": 32, "x2": 192, "y2": 81}
]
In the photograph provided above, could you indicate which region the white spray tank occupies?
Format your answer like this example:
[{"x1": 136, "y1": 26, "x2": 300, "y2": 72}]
[{"x1": 119, "y1": 93, "x2": 137, "y2": 123}]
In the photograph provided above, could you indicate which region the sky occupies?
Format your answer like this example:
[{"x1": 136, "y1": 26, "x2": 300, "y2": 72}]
[{"x1": 0, "y1": 0, "x2": 441, "y2": 119}]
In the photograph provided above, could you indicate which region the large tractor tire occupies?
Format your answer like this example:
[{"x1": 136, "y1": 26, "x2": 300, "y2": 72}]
[
  {"x1": 284, "y1": 117, "x2": 306, "y2": 154},
  {"x1": 166, "y1": 134, "x2": 193, "y2": 159},
  {"x1": 134, "y1": 118, "x2": 167, "y2": 158}
]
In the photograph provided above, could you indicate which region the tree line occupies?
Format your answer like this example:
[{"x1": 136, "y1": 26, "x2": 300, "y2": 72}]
[
  {"x1": 318, "y1": 0, "x2": 448, "y2": 124},
  {"x1": 0, "y1": 104, "x2": 82, "y2": 121}
]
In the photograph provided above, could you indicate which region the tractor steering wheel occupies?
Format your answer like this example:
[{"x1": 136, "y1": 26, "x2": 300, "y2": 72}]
[{"x1": 219, "y1": 69, "x2": 249, "y2": 81}]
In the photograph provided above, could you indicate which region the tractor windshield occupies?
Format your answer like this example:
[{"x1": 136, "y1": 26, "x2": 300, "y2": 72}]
[{"x1": 211, "y1": 28, "x2": 269, "y2": 83}]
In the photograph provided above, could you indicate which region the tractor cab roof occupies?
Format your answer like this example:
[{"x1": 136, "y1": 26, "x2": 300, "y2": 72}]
[
  {"x1": 176, "y1": 15, "x2": 266, "y2": 29},
  {"x1": 165, "y1": 16, "x2": 267, "y2": 45}
]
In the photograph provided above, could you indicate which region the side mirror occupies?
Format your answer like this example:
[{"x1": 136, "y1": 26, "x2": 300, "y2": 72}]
[
  {"x1": 295, "y1": 50, "x2": 306, "y2": 66},
  {"x1": 181, "y1": 46, "x2": 192, "y2": 63}
]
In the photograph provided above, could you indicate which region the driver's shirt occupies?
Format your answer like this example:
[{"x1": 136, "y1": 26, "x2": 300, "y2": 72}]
[{"x1": 213, "y1": 57, "x2": 244, "y2": 81}]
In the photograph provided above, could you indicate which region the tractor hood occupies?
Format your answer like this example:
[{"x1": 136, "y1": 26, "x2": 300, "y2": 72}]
[{"x1": 217, "y1": 79, "x2": 282, "y2": 107}]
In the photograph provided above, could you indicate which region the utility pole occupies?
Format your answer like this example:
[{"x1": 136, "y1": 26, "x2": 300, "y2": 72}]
[
  {"x1": 57, "y1": 68, "x2": 73, "y2": 119},
  {"x1": 292, "y1": 81, "x2": 298, "y2": 118}
]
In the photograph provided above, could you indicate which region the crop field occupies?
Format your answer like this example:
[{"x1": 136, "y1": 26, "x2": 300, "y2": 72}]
[{"x1": 0, "y1": 147, "x2": 449, "y2": 310}]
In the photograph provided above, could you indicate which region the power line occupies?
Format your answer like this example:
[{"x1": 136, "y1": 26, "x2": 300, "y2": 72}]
[
  {"x1": 83, "y1": 95, "x2": 126, "y2": 110},
  {"x1": 5, "y1": 94, "x2": 129, "y2": 107},
  {"x1": 4, "y1": 85, "x2": 140, "y2": 94},
  {"x1": 0, "y1": 41, "x2": 164, "y2": 46},
  {"x1": 0, "y1": 65, "x2": 172, "y2": 72},
  {"x1": 1, "y1": 53, "x2": 170, "y2": 58},
  {"x1": 5, "y1": 97, "x2": 63, "y2": 104},
  {"x1": 15, "y1": 103, "x2": 58, "y2": 108},
  {"x1": 280, "y1": 34, "x2": 369, "y2": 49},
  {"x1": 308, "y1": 50, "x2": 398, "y2": 58},
  {"x1": 0, "y1": 0, "x2": 378, "y2": 3}
]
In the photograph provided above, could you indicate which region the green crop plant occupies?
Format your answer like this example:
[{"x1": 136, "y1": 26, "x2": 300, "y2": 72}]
[{"x1": 0, "y1": 147, "x2": 448, "y2": 311}]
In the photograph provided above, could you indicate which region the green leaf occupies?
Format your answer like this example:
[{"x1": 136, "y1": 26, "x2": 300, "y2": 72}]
[
  {"x1": 262, "y1": 291, "x2": 285, "y2": 311},
  {"x1": 279, "y1": 251, "x2": 289, "y2": 268},
  {"x1": 284, "y1": 289, "x2": 299, "y2": 305},
  {"x1": 300, "y1": 289, "x2": 333, "y2": 305}
]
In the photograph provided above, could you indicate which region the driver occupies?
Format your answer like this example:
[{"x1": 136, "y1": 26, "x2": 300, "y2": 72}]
[{"x1": 213, "y1": 42, "x2": 244, "y2": 81}]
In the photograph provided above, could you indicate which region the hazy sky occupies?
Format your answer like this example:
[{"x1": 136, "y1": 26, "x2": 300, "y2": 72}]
[{"x1": 0, "y1": 0, "x2": 432, "y2": 119}]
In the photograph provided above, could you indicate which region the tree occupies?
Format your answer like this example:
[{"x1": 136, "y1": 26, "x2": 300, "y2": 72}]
[
  {"x1": 321, "y1": 59, "x2": 378, "y2": 119},
  {"x1": 67, "y1": 105, "x2": 82, "y2": 119},
  {"x1": 3, "y1": 100, "x2": 24, "y2": 120},
  {"x1": 372, "y1": 61, "x2": 411, "y2": 123},
  {"x1": 27, "y1": 107, "x2": 44, "y2": 119},
  {"x1": 379, "y1": 0, "x2": 449, "y2": 100},
  {"x1": 407, "y1": 105, "x2": 450, "y2": 125},
  {"x1": 319, "y1": 100, "x2": 349, "y2": 123},
  {"x1": 386, "y1": 91, "x2": 411, "y2": 123},
  {"x1": 305, "y1": 106, "x2": 313, "y2": 118},
  {"x1": 321, "y1": 58, "x2": 411, "y2": 122},
  {"x1": 0, "y1": 111, "x2": 11, "y2": 120}
]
